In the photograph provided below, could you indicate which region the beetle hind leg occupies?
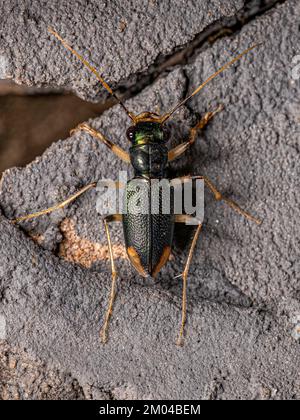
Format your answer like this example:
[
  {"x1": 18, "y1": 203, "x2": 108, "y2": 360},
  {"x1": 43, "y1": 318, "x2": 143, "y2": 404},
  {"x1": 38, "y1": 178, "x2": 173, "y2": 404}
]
[
  {"x1": 100, "y1": 214, "x2": 122, "y2": 344},
  {"x1": 175, "y1": 215, "x2": 203, "y2": 346}
]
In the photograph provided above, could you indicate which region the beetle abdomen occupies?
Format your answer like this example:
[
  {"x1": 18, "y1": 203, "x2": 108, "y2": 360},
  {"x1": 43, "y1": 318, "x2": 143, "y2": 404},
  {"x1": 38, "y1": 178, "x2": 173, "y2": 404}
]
[{"x1": 123, "y1": 178, "x2": 174, "y2": 277}]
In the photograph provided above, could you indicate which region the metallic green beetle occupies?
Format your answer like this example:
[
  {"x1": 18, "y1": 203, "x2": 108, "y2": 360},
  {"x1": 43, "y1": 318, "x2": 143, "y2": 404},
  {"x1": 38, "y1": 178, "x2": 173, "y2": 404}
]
[{"x1": 13, "y1": 28, "x2": 261, "y2": 346}]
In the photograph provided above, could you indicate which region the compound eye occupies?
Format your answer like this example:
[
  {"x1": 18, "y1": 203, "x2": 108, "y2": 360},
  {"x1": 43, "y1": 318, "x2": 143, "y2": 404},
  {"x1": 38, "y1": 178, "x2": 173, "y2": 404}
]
[{"x1": 126, "y1": 126, "x2": 136, "y2": 141}]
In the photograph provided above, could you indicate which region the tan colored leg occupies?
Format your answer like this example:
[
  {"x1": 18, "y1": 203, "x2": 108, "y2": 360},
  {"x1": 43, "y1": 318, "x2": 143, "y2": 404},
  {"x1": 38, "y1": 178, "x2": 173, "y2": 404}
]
[
  {"x1": 13, "y1": 182, "x2": 96, "y2": 224},
  {"x1": 100, "y1": 214, "x2": 122, "y2": 344},
  {"x1": 174, "y1": 175, "x2": 262, "y2": 225},
  {"x1": 168, "y1": 104, "x2": 224, "y2": 162},
  {"x1": 200, "y1": 176, "x2": 261, "y2": 224},
  {"x1": 175, "y1": 214, "x2": 202, "y2": 346},
  {"x1": 71, "y1": 123, "x2": 130, "y2": 163}
]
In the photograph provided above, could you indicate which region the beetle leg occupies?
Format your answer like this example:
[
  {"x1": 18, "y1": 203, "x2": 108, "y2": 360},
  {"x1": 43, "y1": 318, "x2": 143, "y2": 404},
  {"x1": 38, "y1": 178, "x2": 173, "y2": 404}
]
[
  {"x1": 196, "y1": 176, "x2": 262, "y2": 225},
  {"x1": 168, "y1": 104, "x2": 224, "y2": 162},
  {"x1": 175, "y1": 215, "x2": 202, "y2": 346},
  {"x1": 12, "y1": 182, "x2": 97, "y2": 224},
  {"x1": 100, "y1": 214, "x2": 122, "y2": 344},
  {"x1": 71, "y1": 123, "x2": 130, "y2": 163},
  {"x1": 174, "y1": 175, "x2": 262, "y2": 225}
]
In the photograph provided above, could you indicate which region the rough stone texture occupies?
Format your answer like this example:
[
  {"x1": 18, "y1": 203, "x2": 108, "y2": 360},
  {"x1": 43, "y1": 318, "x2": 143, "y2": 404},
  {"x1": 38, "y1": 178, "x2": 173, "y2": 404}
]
[
  {"x1": 0, "y1": 0, "x2": 300, "y2": 400},
  {"x1": 0, "y1": 342, "x2": 87, "y2": 400},
  {"x1": 0, "y1": 0, "x2": 244, "y2": 100}
]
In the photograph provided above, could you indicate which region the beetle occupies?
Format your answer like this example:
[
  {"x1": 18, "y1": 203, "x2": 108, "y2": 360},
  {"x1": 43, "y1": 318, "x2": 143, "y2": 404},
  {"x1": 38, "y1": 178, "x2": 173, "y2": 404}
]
[{"x1": 12, "y1": 28, "x2": 261, "y2": 346}]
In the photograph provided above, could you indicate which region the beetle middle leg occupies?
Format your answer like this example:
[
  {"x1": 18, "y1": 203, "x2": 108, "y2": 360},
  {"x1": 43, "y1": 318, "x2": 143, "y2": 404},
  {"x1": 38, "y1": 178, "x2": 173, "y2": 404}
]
[
  {"x1": 178, "y1": 175, "x2": 262, "y2": 224},
  {"x1": 174, "y1": 214, "x2": 202, "y2": 346},
  {"x1": 100, "y1": 214, "x2": 122, "y2": 344},
  {"x1": 200, "y1": 176, "x2": 262, "y2": 224},
  {"x1": 71, "y1": 123, "x2": 130, "y2": 163},
  {"x1": 168, "y1": 104, "x2": 224, "y2": 162}
]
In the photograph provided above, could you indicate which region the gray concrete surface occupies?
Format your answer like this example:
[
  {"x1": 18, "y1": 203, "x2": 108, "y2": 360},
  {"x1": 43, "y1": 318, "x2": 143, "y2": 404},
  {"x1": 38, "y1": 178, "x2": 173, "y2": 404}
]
[
  {"x1": 0, "y1": 0, "x2": 244, "y2": 101},
  {"x1": 0, "y1": 0, "x2": 300, "y2": 400},
  {"x1": 0, "y1": 342, "x2": 86, "y2": 400}
]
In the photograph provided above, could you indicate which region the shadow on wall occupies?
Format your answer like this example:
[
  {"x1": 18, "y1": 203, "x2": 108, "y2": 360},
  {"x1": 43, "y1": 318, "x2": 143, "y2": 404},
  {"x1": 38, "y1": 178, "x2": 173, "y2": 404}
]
[{"x1": 0, "y1": 80, "x2": 111, "y2": 174}]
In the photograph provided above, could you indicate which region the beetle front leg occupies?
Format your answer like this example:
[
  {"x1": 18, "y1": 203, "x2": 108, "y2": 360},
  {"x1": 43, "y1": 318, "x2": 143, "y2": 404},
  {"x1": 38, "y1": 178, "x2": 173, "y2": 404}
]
[
  {"x1": 168, "y1": 104, "x2": 224, "y2": 162},
  {"x1": 100, "y1": 214, "x2": 122, "y2": 344},
  {"x1": 71, "y1": 123, "x2": 130, "y2": 163}
]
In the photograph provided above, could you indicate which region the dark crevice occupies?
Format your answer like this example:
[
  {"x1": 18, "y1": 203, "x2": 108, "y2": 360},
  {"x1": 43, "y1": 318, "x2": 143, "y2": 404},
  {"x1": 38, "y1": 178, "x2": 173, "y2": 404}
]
[
  {"x1": 114, "y1": 0, "x2": 287, "y2": 104},
  {"x1": 0, "y1": 1, "x2": 286, "y2": 174},
  {"x1": 181, "y1": 69, "x2": 194, "y2": 116}
]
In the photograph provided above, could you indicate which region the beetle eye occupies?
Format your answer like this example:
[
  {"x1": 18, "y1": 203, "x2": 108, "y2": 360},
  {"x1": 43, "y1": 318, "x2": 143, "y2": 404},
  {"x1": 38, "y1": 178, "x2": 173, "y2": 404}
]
[{"x1": 126, "y1": 126, "x2": 136, "y2": 141}]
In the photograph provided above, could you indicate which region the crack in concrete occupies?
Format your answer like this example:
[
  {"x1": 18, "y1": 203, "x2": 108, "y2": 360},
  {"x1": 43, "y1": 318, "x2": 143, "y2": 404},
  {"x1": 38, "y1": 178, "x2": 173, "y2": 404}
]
[
  {"x1": 115, "y1": 0, "x2": 287, "y2": 107},
  {"x1": 55, "y1": 0, "x2": 286, "y2": 127},
  {"x1": 0, "y1": 0, "x2": 299, "y2": 400}
]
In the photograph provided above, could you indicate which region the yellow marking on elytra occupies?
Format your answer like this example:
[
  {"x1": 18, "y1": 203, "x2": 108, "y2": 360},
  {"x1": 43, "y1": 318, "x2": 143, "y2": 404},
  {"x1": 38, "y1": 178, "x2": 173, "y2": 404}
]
[
  {"x1": 127, "y1": 246, "x2": 148, "y2": 277},
  {"x1": 152, "y1": 246, "x2": 171, "y2": 278}
]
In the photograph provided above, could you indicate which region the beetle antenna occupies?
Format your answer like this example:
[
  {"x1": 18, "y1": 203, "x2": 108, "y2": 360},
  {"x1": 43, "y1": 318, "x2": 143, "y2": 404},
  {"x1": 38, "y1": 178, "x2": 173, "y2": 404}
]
[
  {"x1": 161, "y1": 44, "x2": 261, "y2": 123},
  {"x1": 48, "y1": 27, "x2": 135, "y2": 122}
]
